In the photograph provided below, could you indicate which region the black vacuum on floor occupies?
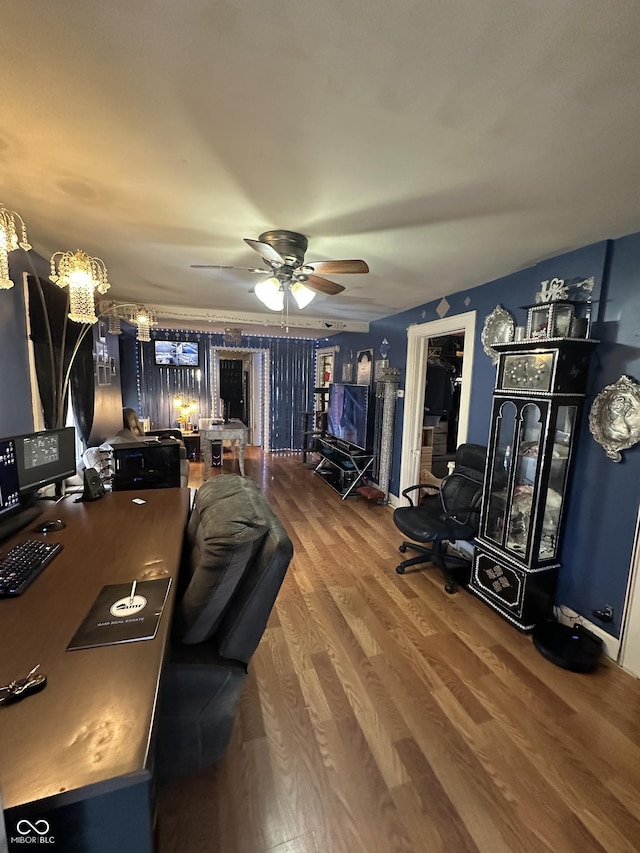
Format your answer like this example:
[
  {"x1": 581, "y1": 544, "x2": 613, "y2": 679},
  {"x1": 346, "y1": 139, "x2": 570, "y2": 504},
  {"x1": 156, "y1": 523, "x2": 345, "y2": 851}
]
[{"x1": 532, "y1": 620, "x2": 603, "y2": 673}]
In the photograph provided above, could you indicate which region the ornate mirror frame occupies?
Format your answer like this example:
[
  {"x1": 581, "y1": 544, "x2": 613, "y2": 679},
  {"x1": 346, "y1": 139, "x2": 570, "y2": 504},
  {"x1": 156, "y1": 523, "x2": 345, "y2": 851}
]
[
  {"x1": 481, "y1": 304, "x2": 515, "y2": 365},
  {"x1": 588, "y1": 374, "x2": 640, "y2": 462}
]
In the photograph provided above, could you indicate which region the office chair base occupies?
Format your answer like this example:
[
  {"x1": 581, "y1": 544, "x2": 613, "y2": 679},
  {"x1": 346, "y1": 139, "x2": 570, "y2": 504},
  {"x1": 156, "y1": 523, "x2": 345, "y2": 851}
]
[{"x1": 395, "y1": 541, "x2": 470, "y2": 594}]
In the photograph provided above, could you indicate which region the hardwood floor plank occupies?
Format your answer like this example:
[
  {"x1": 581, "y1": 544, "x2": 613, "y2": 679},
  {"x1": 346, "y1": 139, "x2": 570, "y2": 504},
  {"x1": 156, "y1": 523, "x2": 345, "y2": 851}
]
[{"x1": 157, "y1": 453, "x2": 640, "y2": 852}]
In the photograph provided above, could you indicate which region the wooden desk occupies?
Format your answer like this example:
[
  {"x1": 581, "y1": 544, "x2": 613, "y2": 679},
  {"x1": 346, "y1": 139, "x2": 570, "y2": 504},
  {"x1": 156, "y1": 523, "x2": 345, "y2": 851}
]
[
  {"x1": 0, "y1": 488, "x2": 190, "y2": 853},
  {"x1": 201, "y1": 420, "x2": 248, "y2": 476}
]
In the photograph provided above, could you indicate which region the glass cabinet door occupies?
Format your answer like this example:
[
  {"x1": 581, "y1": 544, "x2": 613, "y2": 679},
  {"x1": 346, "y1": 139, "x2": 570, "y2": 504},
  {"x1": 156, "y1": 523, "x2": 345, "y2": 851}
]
[
  {"x1": 537, "y1": 405, "x2": 576, "y2": 559},
  {"x1": 481, "y1": 398, "x2": 578, "y2": 567},
  {"x1": 506, "y1": 402, "x2": 543, "y2": 556},
  {"x1": 484, "y1": 400, "x2": 517, "y2": 547}
]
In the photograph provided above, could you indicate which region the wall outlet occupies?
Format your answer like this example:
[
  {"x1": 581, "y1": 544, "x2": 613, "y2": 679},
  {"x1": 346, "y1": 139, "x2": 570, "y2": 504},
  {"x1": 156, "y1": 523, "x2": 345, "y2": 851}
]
[{"x1": 592, "y1": 606, "x2": 614, "y2": 623}]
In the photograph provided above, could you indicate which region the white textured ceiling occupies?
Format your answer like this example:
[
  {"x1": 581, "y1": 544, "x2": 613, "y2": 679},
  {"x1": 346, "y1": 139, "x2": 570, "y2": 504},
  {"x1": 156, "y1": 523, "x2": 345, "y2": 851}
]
[{"x1": 2, "y1": 1, "x2": 640, "y2": 337}]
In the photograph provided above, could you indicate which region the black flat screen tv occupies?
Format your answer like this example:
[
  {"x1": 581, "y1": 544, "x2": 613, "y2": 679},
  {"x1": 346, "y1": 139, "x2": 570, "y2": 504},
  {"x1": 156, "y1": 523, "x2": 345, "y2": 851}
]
[
  {"x1": 154, "y1": 340, "x2": 199, "y2": 367},
  {"x1": 327, "y1": 383, "x2": 369, "y2": 451}
]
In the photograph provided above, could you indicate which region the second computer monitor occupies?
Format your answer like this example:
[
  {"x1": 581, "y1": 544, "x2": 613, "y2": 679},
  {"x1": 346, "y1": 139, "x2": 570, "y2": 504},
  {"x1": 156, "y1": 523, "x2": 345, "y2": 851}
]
[{"x1": 14, "y1": 427, "x2": 77, "y2": 495}]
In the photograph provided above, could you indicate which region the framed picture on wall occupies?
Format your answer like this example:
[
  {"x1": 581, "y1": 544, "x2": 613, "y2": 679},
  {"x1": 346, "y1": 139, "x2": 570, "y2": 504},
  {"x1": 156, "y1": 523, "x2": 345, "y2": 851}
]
[{"x1": 356, "y1": 349, "x2": 373, "y2": 385}]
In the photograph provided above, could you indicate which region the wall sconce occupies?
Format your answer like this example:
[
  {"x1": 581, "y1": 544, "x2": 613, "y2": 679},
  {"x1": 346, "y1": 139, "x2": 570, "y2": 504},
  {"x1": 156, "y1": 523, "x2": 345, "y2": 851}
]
[
  {"x1": 0, "y1": 203, "x2": 31, "y2": 289},
  {"x1": 50, "y1": 250, "x2": 111, "y2": 324},
  {"x1": 223, "y1": 328, "x2": 243, "y2": 347}
]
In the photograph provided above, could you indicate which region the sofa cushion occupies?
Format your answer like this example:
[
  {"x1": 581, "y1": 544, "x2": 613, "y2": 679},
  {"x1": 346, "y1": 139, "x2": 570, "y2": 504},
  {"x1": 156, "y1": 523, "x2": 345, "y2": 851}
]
[{"x1": 174, "y1": 475, "x2": 270, "y2": 644}]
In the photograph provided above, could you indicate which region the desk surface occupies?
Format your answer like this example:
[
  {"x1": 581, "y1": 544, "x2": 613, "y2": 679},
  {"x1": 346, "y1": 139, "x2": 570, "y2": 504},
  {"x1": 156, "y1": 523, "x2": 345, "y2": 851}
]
[{"x1": 0, "y1": 488, "x2": 190, "y2": 812}]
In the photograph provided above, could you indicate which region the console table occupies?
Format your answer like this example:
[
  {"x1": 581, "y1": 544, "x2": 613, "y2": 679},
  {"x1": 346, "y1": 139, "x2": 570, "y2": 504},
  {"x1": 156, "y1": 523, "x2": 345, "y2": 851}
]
[
  {"x1": 0, "y1": 488, "x2": 190, "y2": 852},
  {"x1": 201, "y1": 420, "x2": 248, "y2": 477}
]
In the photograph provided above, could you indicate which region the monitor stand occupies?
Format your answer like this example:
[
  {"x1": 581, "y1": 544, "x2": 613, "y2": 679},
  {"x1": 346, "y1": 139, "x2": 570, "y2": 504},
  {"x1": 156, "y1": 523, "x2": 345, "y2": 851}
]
[{"x1": 0, "y1": 506, "x2": 44, "y2": 545}]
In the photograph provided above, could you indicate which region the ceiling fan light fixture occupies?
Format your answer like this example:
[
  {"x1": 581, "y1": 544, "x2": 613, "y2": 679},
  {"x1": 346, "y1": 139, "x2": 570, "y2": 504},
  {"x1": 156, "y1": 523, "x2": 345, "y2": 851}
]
[
  {"x1": 290, "y1": 280, "x2": 316, "y2": 309},
  {"x1": 255, "y1": 276, "x2": 284, "y2": 311}
]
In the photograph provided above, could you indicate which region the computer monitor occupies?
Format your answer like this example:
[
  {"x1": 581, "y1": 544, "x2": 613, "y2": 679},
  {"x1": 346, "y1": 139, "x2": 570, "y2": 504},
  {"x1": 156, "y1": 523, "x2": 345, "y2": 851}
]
[
  {"x1": 0, "y1": 439, "x2": 21, "y2": 522},
  {"x1": 112, "y1": 441, "x2": 181, "y2": 491},
  {"x1": 14, "y1": 427, "x2": 77, "y2": 495}
]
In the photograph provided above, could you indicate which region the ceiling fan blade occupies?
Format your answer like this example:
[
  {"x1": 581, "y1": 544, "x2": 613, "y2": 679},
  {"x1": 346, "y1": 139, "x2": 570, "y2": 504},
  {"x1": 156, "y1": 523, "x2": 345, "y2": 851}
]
[
  {"x1": 191, "y1": 264, "x2": 268, "y2": 273},
  {"x1": 244, "y1": 238, "x2": 285, "y2": 266},
  {"x1": 306, "y1": 259, "x2": 369, "y2": 275},
  {"x1": 301, "y1": 274, "x2": 345, "y2": 295}
]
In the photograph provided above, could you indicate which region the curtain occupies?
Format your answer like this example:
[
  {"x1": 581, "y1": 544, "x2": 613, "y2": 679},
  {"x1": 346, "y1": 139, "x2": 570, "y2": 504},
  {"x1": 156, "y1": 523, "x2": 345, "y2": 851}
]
[{"x1": 130, "y1": 329, "x2": 316, "y2": 451}]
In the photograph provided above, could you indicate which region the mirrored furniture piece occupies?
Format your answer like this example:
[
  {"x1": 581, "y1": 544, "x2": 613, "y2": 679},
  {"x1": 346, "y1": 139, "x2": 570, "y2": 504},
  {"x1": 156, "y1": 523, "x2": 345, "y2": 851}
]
[
  {"x1": 201, "y1": 420, "x2": 248, "y2": 477},
  {"x1": 470, "y1": 338, "x2": 597, "y2": 631}
]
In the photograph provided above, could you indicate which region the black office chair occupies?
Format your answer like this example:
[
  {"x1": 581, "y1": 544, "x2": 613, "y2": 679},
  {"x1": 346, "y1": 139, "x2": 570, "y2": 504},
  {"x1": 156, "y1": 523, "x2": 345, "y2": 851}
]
[{"x1": 393, "y1": 443, "x2": 487, "y2": 593}]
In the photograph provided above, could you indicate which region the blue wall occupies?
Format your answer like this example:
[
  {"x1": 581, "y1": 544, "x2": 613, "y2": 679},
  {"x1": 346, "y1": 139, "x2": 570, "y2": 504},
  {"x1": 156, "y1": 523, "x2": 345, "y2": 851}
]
[{"x1": 331, "y1": 237, "x2": 638, "y2": 638}]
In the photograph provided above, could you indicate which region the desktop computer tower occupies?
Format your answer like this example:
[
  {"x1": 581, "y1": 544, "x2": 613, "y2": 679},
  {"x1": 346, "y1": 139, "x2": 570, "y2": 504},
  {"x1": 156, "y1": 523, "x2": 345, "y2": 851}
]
[{"x1": 112, "y1": 441, "x2": 181, "y2": 491}]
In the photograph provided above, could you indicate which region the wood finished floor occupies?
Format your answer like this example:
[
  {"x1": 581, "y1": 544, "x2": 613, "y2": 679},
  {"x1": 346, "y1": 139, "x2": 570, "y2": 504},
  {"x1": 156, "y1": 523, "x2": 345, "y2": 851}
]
[{"x1": 157, "y1": 449, "x2": 640, "y2": 853}]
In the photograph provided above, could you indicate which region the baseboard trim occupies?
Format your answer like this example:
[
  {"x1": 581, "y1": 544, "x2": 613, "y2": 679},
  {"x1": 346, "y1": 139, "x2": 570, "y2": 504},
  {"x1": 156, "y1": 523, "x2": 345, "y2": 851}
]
[{"x1": 553, "y1": 605, "x2": 619, "y2": 661}]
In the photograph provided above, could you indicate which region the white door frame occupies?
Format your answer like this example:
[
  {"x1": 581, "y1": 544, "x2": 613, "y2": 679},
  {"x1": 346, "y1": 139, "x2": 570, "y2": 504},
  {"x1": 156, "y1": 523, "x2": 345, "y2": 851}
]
[
  {"x1": 619, "y1": 505, "x2": 640, "y2": 677},
  {"x1": 398, "y1": 311, "x2": 476, "y2": 502},
  {"x1": 210, "y1": 346, "x2": 270, "y2": 450}
]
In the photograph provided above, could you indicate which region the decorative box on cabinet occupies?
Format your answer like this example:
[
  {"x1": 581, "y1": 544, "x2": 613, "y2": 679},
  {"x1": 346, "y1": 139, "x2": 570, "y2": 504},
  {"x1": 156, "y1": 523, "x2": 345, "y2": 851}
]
[{"x1": 470, "y1": 337, "x2": 597, "y2": 631}]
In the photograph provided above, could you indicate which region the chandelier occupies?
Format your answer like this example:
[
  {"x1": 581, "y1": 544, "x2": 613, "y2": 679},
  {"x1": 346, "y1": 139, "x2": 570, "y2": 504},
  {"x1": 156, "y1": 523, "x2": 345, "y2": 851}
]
[
  {"x1": 254, "y1": 275, "x2": 316, "y2": 311},
  {"x1": 103, "y1": 301, "x2": 157, "y2": 341},
  {"x1": 50, "y1": 250, "x2": 111, "y2": 324},
  {"x1": 0, "y1": 204, "x2": 31, "y2": 289},
  {"x1": 128, "y1": 304, "x2": 156, "y2": 342}
]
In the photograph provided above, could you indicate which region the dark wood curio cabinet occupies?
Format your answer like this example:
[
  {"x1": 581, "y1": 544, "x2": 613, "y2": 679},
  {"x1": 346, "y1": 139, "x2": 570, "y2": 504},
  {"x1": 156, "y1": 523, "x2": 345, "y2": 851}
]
[{"x1": 470, "y1": 338, "x2": 597, "y2": 631}]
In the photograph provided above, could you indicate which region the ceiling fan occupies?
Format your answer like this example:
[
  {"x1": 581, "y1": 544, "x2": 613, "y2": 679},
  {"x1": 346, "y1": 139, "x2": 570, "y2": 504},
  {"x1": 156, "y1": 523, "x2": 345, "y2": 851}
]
[{"x1": 191, "y1": 230, "x2": 369, "y2": 311}]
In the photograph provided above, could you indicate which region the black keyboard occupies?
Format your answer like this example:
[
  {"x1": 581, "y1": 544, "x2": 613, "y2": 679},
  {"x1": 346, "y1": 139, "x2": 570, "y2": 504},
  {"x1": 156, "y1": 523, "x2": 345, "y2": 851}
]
[{"x1": 0, "y1": 540, "x2": 63, "y2": 597}]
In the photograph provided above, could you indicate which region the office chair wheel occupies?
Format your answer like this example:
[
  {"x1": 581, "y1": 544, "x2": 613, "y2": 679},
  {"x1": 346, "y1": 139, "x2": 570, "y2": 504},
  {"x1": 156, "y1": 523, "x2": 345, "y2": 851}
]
[
  {"x1": 396, "y1": 564, "x2": 406, "y2": 574},
  {"x1": 399, "y1": 544, "x2": 408, "y2": 553},
  {"x1": 444, "y1": 581, "x2": 457, "y2": 594}
]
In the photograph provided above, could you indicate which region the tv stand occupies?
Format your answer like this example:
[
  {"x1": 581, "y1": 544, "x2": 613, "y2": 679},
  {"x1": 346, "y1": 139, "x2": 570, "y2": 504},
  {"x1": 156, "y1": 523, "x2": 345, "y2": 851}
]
[{"x1": 313, "y1": 437, "x2": 375, "y2": 499}]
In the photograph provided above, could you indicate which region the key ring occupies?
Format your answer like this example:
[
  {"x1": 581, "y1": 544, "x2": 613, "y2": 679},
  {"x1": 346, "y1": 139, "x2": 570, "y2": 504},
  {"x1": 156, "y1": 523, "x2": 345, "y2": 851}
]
[{"x1": 0, "y1": 664, "x2": 47, "y2": 706}]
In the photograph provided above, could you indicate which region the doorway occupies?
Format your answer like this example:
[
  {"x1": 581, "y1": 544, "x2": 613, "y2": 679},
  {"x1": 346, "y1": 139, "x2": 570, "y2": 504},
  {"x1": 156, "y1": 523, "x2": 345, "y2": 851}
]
[
  {"x1": 219, "y1": 358, "x2": 247, "y2": 423},
  {"x1": 399, "y1": 311, "x2": 476, "y2": 501},
  {"x1": 211, "y1": 348, "x2": 270, "y2": 450}
]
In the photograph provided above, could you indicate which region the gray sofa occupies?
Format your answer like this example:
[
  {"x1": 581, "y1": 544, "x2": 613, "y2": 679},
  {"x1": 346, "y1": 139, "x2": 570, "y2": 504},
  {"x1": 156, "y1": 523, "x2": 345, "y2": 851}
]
[{"x1": 154, "y1": 474, "x2": 293, "y2": 783}]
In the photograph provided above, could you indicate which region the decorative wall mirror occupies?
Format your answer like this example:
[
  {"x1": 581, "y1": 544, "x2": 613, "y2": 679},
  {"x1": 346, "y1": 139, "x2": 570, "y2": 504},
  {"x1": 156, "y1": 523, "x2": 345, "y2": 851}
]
[
  {"x1": 588, "y1": 374, "x2": 640, "y2": 462},
  {"x1": 481, "y1": 304, "x2": 515, "y2": 364}
]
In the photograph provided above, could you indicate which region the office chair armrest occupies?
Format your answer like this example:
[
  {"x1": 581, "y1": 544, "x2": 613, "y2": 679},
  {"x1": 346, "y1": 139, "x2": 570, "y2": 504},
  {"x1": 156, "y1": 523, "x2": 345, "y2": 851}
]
[
  {"x1": 444, "y1": 504, "x2": 481, "y2": 525},
  {"x1": 401, "y1": 483, "x2": 441, "y2": 507}
]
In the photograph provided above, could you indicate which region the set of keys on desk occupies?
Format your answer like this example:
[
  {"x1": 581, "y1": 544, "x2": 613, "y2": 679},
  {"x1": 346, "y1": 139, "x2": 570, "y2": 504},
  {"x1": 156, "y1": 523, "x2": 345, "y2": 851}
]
[{"x1": 0, "y1": 664, "x2": 47, "y2": 706}]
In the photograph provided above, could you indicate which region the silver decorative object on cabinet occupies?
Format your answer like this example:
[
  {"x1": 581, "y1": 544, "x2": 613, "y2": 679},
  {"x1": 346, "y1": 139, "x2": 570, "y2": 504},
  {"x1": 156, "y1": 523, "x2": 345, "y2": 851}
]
[
  {"x1": 373, "y1": 368, "x2": 400, "y2": 501},
  {"x1": 589, "y1": 374, "x2": 640, "y2": 462},
  {"x1": 481, "y1": 305, "x2": 515, "y2": 364}
]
